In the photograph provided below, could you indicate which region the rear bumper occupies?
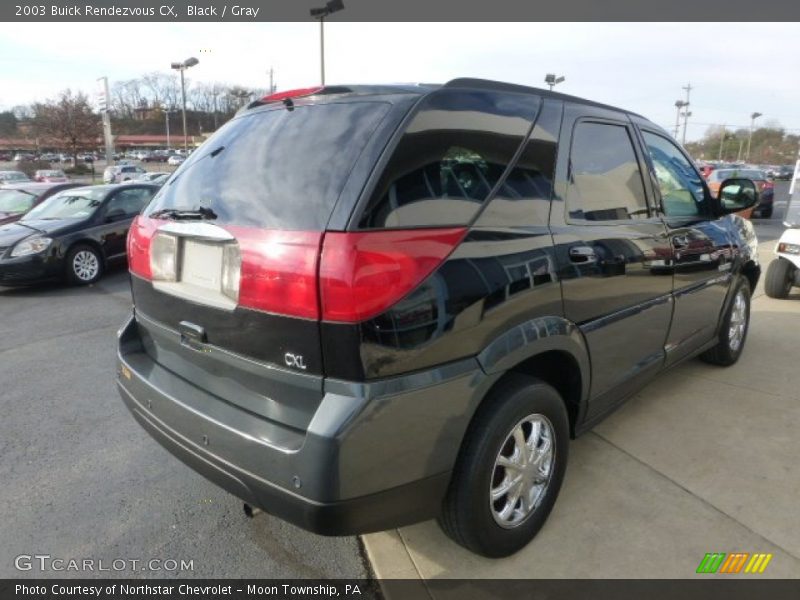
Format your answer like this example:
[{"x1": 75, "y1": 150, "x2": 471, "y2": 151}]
[{"x1": 116, "y1": 313, "x2": 489, "y2": 535}]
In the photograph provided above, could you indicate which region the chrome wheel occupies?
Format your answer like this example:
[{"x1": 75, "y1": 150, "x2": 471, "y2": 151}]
[
  {"x1": 72, "y1": 250, "x2": 99, "y2": 282},
  {"x1": 490, "y1": 413, "x2": 555, "y2": 529},
  {"x1": 728, "y1": 290, "x2": 747, "y2": 352}
]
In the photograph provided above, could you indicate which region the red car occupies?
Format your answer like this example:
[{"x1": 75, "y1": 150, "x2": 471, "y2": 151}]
[
  {"x1": 0, "y1": 182, "x2": 82, "y2": 225},
  {"x1": 34, "y1": 169, "x2": 69, "y2": 183}
]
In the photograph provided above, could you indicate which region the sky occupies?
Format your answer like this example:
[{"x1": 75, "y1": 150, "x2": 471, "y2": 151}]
[{"x1": 0, "y1": 22, "x2": 798, "y2": 142}]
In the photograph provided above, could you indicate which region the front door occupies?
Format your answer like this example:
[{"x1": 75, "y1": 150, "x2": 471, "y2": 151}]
[{"x1": 635, "y1": 127, "x2": 734, "y2": 365}]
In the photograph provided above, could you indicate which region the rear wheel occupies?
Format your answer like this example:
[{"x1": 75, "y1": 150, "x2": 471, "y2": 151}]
[
  {"x1": 765, "y1": 258, "x2": 795, "y2": 299},
  {"x1": 438, "y1": 375, "x2": 569, "y2": 557},
  {"x1": 700, "y1": 276, "x2": 750, "y2": 366},
  {"x1": 65, "y1": 244, "x2": 103, "y2": 285}
]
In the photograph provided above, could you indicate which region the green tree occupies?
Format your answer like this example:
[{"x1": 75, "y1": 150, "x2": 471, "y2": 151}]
[{"x1": 30, "y1": 90, "x2": 101, "y2": 162}]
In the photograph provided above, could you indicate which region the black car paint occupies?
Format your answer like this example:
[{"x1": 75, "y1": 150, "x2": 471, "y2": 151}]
[
  {"x1": 117, "y1": 81, "x2": 759, "y2": 535},
  {"x1": 0, "y1": 184, "x2": 159, "y2": 285}
]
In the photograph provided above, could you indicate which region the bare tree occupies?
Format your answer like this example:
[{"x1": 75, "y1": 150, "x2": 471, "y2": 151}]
[{"x1": 30, "y1": 90, "x2": 101, "y2": 162}]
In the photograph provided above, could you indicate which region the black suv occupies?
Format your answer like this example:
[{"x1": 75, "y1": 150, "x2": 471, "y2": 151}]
[{"x1": 117, "y1": 79, "x2": 760, "y2": 558}]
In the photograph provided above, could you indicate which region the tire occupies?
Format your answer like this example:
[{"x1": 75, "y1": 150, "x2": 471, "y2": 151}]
[
  {"x1": 765, "y1": 258, "x2": 795, "y2": 299},
  {"x1": 438, "y1": 374, "x2": 569, "y2": 558},
  {"x1": 700, "y1": 276, "x2": 751, "y2": 366},
  {"x1": 65, "y1": 244, "x2": 103, "y2": 285}
]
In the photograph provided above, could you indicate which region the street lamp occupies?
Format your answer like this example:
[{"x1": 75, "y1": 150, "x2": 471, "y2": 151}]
[
  {"x1": 747, "y1": 111, "x2": 763, "y2": 162},
  {"x1": 170, "y1": 56, "x2": 199, "y2": 153},
  {"x1": 310, "y1": 0, "x2": 344, "y2": 85},
  {"x1": 544, "y1": 73, "x2": 565, "y2": 91},
  {"x1": 162, "y1": 105, "x2": 172, "y2": 150},
  {"x1": 673, "y1": 100, "x2": 686, "y2": 139}
]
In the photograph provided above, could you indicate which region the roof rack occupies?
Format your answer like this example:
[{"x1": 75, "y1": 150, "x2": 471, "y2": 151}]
[{"x1": 443, "y1": 77, "x2": 643, "y2": 118}]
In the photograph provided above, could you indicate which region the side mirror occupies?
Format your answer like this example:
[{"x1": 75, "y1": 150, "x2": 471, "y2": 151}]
[
  {"x1": 717, "y1": 178, "x2": 759, "y2": 216},
  {"x1": 105, "y1": 209, "x2": 127, "y2": 223}
]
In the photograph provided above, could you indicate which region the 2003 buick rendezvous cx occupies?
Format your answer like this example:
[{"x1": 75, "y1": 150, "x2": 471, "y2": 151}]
[{"x1": 117, "y1": 79, "x2": 760, "y2": 557}]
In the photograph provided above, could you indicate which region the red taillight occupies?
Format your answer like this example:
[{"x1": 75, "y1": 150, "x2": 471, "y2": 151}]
[
  {"x1": 127, "y1": 215, "x2": 160, "y2": 279},
  {"x1": 261, "y1": 87, "x2": 324, "y2": 103},
  {"x1": 226, "y1": 227, "x2": 322, "y2": 320},
  {"x1": 128, "y1": 218, "x2": 465, "y2": 324},
  {"x1": 319, "y1": 228, "x2": 467, "y2": 323}
]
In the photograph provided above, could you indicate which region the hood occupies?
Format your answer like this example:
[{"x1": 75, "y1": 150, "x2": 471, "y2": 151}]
[{"x1": 0, "y1": 217, "x2": 86, "y2": 246}]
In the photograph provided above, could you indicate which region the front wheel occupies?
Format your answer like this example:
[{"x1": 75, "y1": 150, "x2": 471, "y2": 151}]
[
  {"x1": 765, "y1": 258, "x2": 795, "y2": 299},
  {"x1": 700, "y1": 276, "x2": 751, "y2": 366},
  {"x1": 438, "y1": 375, "x2": 569, "y2": 557}
]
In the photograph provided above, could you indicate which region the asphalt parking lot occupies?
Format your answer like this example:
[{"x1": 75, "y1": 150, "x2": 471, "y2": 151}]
[
  {"x1": 0, "y1": 268, "x2": 369, "y2": 579},
  {"x1": 0, "y1": 182, "x2": 796, "y2": 580}
]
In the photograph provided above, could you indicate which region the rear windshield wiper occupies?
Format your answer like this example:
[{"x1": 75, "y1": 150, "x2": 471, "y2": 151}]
[{"x1": 149, "y1": 207, "x2": 218, "y2": 221}]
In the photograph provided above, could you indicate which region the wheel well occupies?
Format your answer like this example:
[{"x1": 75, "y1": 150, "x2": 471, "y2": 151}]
[{"x1": 741, "y1": 260, "x2": 760, "y2": 296}]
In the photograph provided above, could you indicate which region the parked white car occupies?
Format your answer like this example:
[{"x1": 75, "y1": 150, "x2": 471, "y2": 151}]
[
  {"x1": 765, "y1": 165, "x2": 800, "y2": 299},
  {"x1": 167, "y1": 155, "x2": 185, "y2": 166}
]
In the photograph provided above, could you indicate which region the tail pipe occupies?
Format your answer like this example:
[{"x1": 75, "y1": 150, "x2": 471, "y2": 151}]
[{"x1": 243, "y1": 503, "x2": 263, "y2": 518}]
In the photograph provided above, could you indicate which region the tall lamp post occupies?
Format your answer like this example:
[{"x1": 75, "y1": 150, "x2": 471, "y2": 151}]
[
  {"x1": 544, "y1": 73, "x2": 565, "y2": 91},
  {"x1": 673, "y1": 100, "x2": 686, "y2": 139},
  {"x1": 170, "y1": 57, "x2": 199, "y2": 153},
  {"x1": 310, "y1": 0, "x2": 344, "y2": 85},
  {"x1": 747, "y1": 111, "x2": 762, "y2": 162},
  {"x1": 162, "y1": 106, "x2": 172, "y2": 150}
]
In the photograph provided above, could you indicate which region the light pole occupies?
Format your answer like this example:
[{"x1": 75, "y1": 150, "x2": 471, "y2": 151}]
[
  {"x1": 310, "y1": 0, "x2": 344, "y2": 85},
  {"x1": 171, "y1": 57, "x2": 199, "y2": 153},
  {"x1": 162, "y1": 106, "x2": 172, "y2": 150},
  {"x1": 747, "y1": 111, "x2": 762, "y2": 162},
  {"x1": 544, "y1": 73, "x2": 565, "y2": 91},
  {"x1": 674, "y1": 100, "x2": 686, "y2": 139}
]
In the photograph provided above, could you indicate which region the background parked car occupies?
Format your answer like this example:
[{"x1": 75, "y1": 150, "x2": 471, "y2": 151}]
[
  {"x1": 0, "y1": 171, "x2": 31, "y2": 186},
  {"x1": 706, "y1": 168, "x2": 774, "y2": 218},
  {"x1": 774, "y1": 165, "x2": 795, "y2": 181},
  {"x1": 132, "y1": 171, "x2": 171, "y2": 183},
  {"x1": 167, "y1": 154, "x2": 185, "y2": 166},
  {"x1": 103, "y1": 165, "x2": 147, "y2": 183},
  {"x1": 0, "y1": 182, "x2": 83, "y2": 225},
  {"x1": 34, "y1": 169, "x2": 69, "y2": 183},
  {"x1": 0, "y1": 183, "x2": 159, "y2": 286},
  {"x1": 12, "y1": 153, "x2": 34, "y2": 162}
]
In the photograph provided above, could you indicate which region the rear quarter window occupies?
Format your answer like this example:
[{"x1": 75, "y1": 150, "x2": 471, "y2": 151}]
[{"x1": 357, "y1": 90, "x2": 540, "y2": 229}]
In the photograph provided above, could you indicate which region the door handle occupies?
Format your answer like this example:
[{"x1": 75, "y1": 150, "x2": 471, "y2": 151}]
[{"x1": 569, "y1": 246, "x2": 597, "y2": 263}]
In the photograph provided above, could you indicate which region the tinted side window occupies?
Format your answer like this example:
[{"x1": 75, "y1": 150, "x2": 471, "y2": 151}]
[
  {"x1": 107, "y1": 188, "x2": 155, "y2": 216},
  {"x1": 641, "y1": 131, "x2": 707, "y2": 217},
  {"x1": 567, "y1": 122, "x2": 648, "y2": 222},
  {"x1": 359, "y1": 90, "x2": 539, "y2": 229},
  {"x1": 477, "y1": 109, "x2": 559, "y2": 227}
]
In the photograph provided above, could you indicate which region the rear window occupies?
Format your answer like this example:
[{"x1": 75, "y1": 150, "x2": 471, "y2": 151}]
[{"x1": 145, "y1": 101, "x2": 391, "y2": 230}]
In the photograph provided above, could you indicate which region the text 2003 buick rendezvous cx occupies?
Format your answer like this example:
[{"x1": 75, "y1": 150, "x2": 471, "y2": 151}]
[{"x1": 117, "y1": 79, "x2": 760, "y2": 557}]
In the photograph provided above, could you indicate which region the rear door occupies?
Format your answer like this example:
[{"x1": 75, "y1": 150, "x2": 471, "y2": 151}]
[
  {"x1": 126, "y1": 99, "x2": 400, "y2": 430},
  {"x1": 550, "y1": 104, "x2": 673, "y2": 419}
]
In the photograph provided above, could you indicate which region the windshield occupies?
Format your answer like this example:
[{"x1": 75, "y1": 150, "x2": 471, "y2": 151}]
[
  {"x1": 145, "y1": 101, "x2": 391, "y2": 230},
  {"x1": 0, "y1": 189, "x2": 37, "y2": 213},
  {"x1": 23, "y1": 188, "x2": 106, "y2": 220},
  {"x1": 715, "y1": 169, "x2": 764, "y2": 181}
]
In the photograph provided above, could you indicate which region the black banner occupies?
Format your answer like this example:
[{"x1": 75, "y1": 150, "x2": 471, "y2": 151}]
[
  {"x1": 3, "y1": 580, "x2": 800, "y2": 600},
  {"x1": 2, "y1": 0, "x2": 800, "y2": 22}
]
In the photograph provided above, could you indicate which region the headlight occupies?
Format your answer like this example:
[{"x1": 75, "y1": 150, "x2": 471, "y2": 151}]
[
  {"x1": 778, "y1": 242, "x2": 800, "y2": 255},
  {"x1": 10, "y1": 236, "x2": 52, "y2": 257}
]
